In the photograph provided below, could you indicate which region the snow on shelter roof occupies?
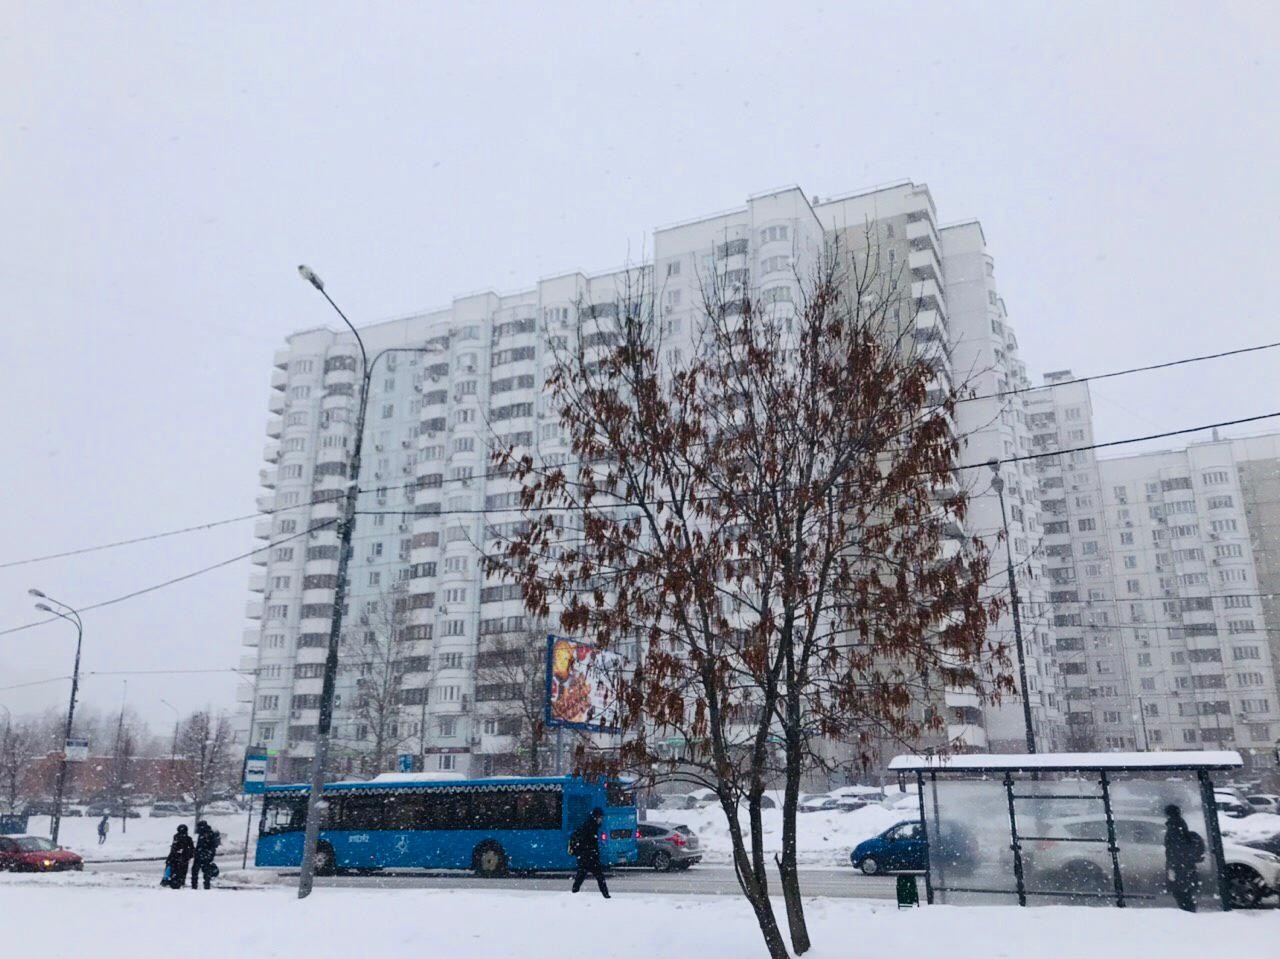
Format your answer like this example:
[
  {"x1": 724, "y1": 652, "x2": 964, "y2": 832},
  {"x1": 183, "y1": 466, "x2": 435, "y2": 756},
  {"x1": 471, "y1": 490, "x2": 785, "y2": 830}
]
[{"x1": 888, "y1": 751, "x2": 1243, "y2": 773}]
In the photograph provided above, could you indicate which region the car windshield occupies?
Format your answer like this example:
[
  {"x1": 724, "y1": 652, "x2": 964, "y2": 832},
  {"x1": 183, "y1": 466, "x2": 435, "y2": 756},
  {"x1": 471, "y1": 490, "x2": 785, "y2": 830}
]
[{"x1": 15, "y1": 837, "x2": 57, "y2": 852}]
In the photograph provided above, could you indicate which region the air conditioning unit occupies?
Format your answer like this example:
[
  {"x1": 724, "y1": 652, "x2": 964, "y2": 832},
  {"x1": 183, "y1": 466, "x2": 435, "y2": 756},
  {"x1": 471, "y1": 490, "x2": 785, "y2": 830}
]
[
  {"x1": 398, "y1": 523, "x2": 409, "y2": 533},
  {"x1": 401, "y1": 440, "x2": 411, "y2": 449}
]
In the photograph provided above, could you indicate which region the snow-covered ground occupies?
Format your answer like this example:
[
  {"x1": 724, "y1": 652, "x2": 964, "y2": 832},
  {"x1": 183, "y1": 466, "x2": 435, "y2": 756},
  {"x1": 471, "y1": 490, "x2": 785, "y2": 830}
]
[
  {"x1": 0, "y1": 881, "x2": 1272, "y2": 959},
  {"x1": 651, "y1": 803, "x2": 905, "y2": 866},
  {"x1": 24, "y1": 812, "x2": 253, "y2": 860}
]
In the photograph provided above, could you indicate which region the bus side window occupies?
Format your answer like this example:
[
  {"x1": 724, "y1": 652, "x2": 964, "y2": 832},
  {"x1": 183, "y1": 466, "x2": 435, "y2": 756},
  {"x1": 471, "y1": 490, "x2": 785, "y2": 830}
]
[
  {"x1": 342, "y1": 795, "x2": 385, "y2": 830},
  {"x1": 386, "y1": 795, "x2": 427, "y2": 830}
]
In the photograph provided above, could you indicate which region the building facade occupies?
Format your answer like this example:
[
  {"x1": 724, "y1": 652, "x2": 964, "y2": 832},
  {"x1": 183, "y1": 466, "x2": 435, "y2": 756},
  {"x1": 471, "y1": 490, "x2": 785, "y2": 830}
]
[{"x1": 238, "y1": 182, "x2": 1065, "y2": 780}]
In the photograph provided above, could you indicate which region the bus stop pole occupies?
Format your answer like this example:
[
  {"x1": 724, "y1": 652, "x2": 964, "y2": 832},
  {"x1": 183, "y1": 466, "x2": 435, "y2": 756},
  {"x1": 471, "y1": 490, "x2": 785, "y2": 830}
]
[
  {"x1": 241, "y1": 795, "x2": 254, "y2": 870},
  {"x1": 1197, "y1": 770, "x2": 1231, "y2": 910}
]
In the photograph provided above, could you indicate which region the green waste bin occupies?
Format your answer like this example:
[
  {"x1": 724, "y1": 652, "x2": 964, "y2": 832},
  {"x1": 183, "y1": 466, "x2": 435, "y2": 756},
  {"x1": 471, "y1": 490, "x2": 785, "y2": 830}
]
[{"x1": 896, "y1": 874, "x2": 920, "y2": 908}]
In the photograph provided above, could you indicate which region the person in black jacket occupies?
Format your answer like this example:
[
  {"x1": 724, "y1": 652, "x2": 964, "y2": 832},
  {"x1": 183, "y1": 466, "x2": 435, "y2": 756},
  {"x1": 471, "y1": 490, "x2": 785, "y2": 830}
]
[
  {"x1": 165, "y1": 824, "x2": 195, "y2": 889},
  {"x1": 1164, "y1": 804, "x2": 1204, "y2": 911},
  {"x1": 569, "y1": 807, "x2": 610, "y2": 898},
  {"x1": 190, "y1": 820, "x2": 221, "y2": 890}
]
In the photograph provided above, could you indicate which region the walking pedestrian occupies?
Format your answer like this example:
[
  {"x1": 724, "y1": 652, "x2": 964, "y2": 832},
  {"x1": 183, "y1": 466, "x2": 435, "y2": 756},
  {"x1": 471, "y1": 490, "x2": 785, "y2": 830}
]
[
  {"x1": 97, "y1": 814, "x2": 110, "y2": 845},
  {"x1": 190, "y1": 820, "x2": 221, "y2": 890},
  {"x1": 1163, "y1": 804, "x2": 1205, "y2": 912},
  {"x1": 164, "y1": 824, "x2": 194, "y2": 889},
  {"x1": 569, "y1": 807, "x2": 610, "y2": 898}
]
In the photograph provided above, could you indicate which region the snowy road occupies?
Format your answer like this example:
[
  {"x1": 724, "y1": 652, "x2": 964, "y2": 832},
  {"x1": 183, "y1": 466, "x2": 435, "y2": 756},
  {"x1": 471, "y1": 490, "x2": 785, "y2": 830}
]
[{"x1": 86, "y1": 860, "x2": 899, "y2": 899}]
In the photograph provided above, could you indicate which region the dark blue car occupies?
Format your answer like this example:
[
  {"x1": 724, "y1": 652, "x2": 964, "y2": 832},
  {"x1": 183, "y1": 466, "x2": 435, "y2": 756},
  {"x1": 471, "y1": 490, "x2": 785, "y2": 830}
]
[{"x1": 850, "y1": 820, "x2": 927, "y2": 875}]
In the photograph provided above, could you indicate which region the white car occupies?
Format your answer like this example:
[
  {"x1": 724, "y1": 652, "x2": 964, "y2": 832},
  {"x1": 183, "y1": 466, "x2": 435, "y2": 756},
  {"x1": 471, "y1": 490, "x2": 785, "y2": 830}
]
[
  {"x1": 1022, "y1": 814, "x2": 1280, "y2": 909},
  {"x1": 1246, "y1": 795, "x2": 1280, "y2": 816}
]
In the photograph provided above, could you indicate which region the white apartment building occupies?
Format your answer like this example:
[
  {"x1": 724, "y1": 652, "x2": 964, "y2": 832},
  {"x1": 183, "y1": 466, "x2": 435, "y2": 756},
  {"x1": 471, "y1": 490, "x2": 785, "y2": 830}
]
[
  {"x1": 238, "y1": 182, "x2": 1064, "y2": 780},
  {"x1": 1031, "y1": 375, "x2": 1280, "y2": 775}
]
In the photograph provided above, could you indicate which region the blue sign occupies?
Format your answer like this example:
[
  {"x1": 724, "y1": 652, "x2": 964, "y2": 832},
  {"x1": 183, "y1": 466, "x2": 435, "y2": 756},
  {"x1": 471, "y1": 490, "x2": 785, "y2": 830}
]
[
  {"x1": 243, "y1": 751, "x2": 269, "y2": 795},
  {"x1": 397, "y1": 754, "x2": 414, "y2": 773}
]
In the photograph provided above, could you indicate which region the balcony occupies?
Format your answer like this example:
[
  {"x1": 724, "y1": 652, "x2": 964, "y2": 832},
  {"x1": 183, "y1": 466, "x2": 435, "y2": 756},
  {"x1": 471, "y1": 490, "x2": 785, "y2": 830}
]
[
  {"x1": 253, "y1": 517, "x2": 273, "y2": 540},
  {"x1": 906, "y1": 215, "x2": 942, "y2": 254},
  {"x1": 242, "y1": 627, "x2": 260, "y2": 647},
  {"x1": 273, "y1": 348, "x2": 291, "y2": 370},
  {"x1": 263, "y1": 441, "x2": 281, "y2": 464},
  {"x1": 259, "y1": 468, "x2": 276, "y2": 490},
  {"x1": 245, "y1": 600, "x2": 264, "y2": 620},
  {"x1": 247, "y1": 572, "x2": 266, "y2": 593},
  {"x1": 255, "y1": 494, "x2": 274, "y2": 512},
  {"x1": 268, "y1": 390, "x2": 285, "y2": 414},
  {"x1": 265, "y1": 416, "x2": 284, "y2": 438},
  {"x1": 236, "y1": 683, "x2": 254, "y2": 704}
]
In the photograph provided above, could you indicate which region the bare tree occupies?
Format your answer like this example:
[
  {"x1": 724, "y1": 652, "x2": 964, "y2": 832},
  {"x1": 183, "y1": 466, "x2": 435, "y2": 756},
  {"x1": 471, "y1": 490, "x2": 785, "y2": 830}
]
[
  {"x1": 177, "y1": 710, "x2": 236, "y2": 822},
  {"x1": 474, "y1": 628, "x2": 549, "y2": 776},
  {"x1": 491, "y1": 233, "x2": 1009, "y2": 958},
  {"x1": 333, "y1": 583, "x2": 416, "y2": 777},
  {"x1": 104, "y1": 709, "x2": 141, "y2": 832},
  {"x1": 0, "y1": 720, "x2": 39, "y2": 814}
]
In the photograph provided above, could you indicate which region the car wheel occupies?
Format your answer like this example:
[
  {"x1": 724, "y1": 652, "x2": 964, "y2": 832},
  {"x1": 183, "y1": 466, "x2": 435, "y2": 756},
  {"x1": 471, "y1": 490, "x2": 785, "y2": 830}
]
[
  {"x1": 473, "y1": 842, "x2": 508, "y2": 878},
  {"x1": 674, "y1": 861, "x2": 694, "y2": 871},
  {"x1": 313, "y1": 842, "x2": 336, "y2": 877},
  {"x1": 859, "y1": 857, "x2": 879, "y2": 876},
  {"x1": 1225, "y1": 864, "x2": 1269, "y2": 909},
  {"x1": 1061, "y1": 861, "x2": 1109, "y2": 895},
  {"x1": 653, "y1": 851, "x2": 673, "y2": 872}
]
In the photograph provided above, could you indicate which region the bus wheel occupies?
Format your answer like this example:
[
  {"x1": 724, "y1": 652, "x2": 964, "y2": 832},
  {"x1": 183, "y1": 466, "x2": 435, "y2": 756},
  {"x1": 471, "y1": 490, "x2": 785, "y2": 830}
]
[
  {"x1": 473, "y1": 842, "x2": 508, "y2": 878},
  {"x1": 313, "y1": 842, "x2": 336, "y2": 877}
]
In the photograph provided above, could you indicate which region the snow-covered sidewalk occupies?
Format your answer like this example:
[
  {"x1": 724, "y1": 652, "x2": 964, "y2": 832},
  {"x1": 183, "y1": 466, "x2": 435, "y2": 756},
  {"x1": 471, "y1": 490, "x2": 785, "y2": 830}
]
[
  {"x1": 0, "y1": 881, "x2": 1273, "y2": 959},
  {"x1": 23, "y1": 812, "x2": 253, "y2": 861}
]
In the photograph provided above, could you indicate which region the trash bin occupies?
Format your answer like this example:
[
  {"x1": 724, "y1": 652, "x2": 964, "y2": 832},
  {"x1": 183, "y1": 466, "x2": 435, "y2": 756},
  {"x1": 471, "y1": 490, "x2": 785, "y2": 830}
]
[{"x1": 896, "y1": 874, "x2": 920, "y2": 908}]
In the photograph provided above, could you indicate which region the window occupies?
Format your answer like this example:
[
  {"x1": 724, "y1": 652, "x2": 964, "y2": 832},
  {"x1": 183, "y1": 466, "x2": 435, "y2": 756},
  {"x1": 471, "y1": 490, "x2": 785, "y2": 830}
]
[
  {"x1": 258, "y1": 695, "x2": 280, "y2": 711},
  {"x1": 1236, "y1": 672, "x2": 1265, "y2": 687},
  {"x1": 1205, "y1": 495, "x2": 1233, "y2": 509},
  {"x1": 284, "y1": 437, "x2": 306, "y2": 452},
  {"x1": 1224, "y1": 595, "x2": 1252, "y2": 609},
  {"x1": 438, "y1": 685, "x2": 460, "y2": 702},
  {"x1": 455, "y1": 408, "x2": 477, "y2": 425},
  {"x1": 665, "y1": 259, "x2": 682, "y2": 277},
  {"x1": 1215, "y1": 544, "x2": 1244, "y2": 558},
  {"x1": 1211, "y1": 519, "x2": 1239, "y2": 533},
  {"x1": 1241, "y1": 699, "x2": 1271, "y2": 714},
  {"x1": 440, "y1": 652, "x2": 464, "y2": 669},
  {"x1": 289, "y1": 386, "x2": 311, "y2": 400},
  {"x1": 367, "y1": 571, "x2": 381, "y2": 587},
  {"x1": 1137, "y1": 652, "x2": 1152, "y2": 667},
  {"x1": 759, "y1": 225, "x2": 789, "y2": 243},
  {"x1": 292, "y1": 359, "x2": 314, "y2": 373},
  {"x1": 439, "y1": 755, "x2": 457, "y2": 771},
  {"x1": 1120, "y1": 532, "x2": 1134, "y2": 545},
  {"x1": 453, "y1": 437, "x2": 476, "y2": 453},
  {"x1": 1140, "y1": 678, "x2": 1156, "y2": 691},
  {"x1": 1183, "y1": 729, "x2": 1198, "y2": 744},
  {"x1": 444, "y1": 619, "x2": 466, "y2": 637},
  {"x1": 437, "y1": 716, "x2": 458, "y2": 737},
  {"x1": 272, "y1": 547, "x2": 295, "y2": 561},
  {"x1": 1218, "y1": 568, "x2": 1248, "y2": 584},
  {"x1": 761, "y1": 255, "x2": 790, "y2": 274},
  {"x1": 1077, "y1": 518, "x2": 1096, "y2": 532},
  {"x1": 266, "y1": 603, "x2": 289, "y2": 619},
  {"x1": 1123, "y1": 555, "x2": 1137, "y2": 569},
  {"x1": 272, "y1": 575, "x2": 292, "y2": 590},
  {"x1": 1232, "y1": 646, "x2": 1261, "y2": 661},
  {"x1": 1102, "y1": 711, "x2": 1122, "y2": 724}
]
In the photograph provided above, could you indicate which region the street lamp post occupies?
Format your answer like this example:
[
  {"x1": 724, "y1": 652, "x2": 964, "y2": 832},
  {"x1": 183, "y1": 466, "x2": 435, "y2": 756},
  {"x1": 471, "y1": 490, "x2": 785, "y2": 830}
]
[
  {"x1": 29, "y1": 589, "x2": 83, "y2": 844},
  {"x1": 986, "y1": 462, "x2": 1037, "y2": 755},
  {"x1": 160, "y1": 698, "x2": 180, "y2": 762},
  {"x1": 292, "y1": 265, "x2": 442, "y2": 898}
]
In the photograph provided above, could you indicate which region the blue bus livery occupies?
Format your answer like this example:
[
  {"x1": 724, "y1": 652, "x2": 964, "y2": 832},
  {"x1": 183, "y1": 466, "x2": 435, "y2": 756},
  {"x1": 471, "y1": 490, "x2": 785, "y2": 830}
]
[{"x1": 255, "y1": 774, "x2": 638, "y2": 876}]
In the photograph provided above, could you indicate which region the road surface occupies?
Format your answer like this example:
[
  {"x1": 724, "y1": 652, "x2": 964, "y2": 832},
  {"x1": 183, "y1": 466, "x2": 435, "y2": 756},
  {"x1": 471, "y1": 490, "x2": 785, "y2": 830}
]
[{"x1": 87, "y1": 860, "x2": 900, "y2": 900}]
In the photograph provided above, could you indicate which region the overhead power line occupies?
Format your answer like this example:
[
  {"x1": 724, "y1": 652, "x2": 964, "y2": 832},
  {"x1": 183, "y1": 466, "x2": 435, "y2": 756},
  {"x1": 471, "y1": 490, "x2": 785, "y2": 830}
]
[{"x1": 4, "y1": 338, "x2": 1279, "y2": 571}]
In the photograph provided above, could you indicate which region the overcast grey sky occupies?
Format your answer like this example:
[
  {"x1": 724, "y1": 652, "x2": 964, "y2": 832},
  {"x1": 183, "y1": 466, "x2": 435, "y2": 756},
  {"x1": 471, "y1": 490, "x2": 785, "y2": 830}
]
[{"x1": 1, "y1": 2, "x2": 1277, "y2": 735}]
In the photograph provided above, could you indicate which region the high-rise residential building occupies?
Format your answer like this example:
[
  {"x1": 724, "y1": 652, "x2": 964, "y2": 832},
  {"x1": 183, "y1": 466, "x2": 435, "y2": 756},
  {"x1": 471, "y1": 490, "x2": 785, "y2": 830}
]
[
  {"x1": 238, "y1": 182, "x2": 1062, "y2": 780},
  {"x1": 1032, "y1": 374, "x2": 1280, "y2": 777}
]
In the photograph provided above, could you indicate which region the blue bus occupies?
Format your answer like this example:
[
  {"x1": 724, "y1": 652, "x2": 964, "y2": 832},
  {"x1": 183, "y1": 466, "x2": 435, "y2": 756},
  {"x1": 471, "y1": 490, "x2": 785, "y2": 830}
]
[{"x1": 255, "y1": 774, "x2": 638, "y2": 876}]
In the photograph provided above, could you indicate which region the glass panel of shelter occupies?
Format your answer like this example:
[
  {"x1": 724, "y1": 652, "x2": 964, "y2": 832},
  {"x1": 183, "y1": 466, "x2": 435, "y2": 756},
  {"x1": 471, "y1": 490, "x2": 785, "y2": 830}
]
[{"x1": 923, "y1": 771, "x2": 1215, "y2": 909}]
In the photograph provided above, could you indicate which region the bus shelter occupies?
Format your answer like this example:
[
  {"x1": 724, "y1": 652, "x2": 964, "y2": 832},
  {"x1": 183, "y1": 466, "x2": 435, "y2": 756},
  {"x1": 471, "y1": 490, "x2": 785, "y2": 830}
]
[{"x1": 887, "y1": 751, "x2": 1241, "y2": 910}]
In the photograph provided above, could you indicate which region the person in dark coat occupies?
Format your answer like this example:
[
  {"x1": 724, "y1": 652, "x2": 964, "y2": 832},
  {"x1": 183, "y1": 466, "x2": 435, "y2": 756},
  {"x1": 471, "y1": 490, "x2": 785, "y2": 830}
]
[
  {"x1": 165, "y1": 824, "x2": 195, "y2": 889},
  {"x1": 1164, "y1": 804, "x2": 1204, "y2": 911},
  {"x1": 569, "y1": 807, "x2": 610, "y2": 898},
  {"x1": 97, "y1": 814, "x2": 110, "y2": 845},
  {"x1": 190, "y1": 820, "x2": 221, "y2": 890}
]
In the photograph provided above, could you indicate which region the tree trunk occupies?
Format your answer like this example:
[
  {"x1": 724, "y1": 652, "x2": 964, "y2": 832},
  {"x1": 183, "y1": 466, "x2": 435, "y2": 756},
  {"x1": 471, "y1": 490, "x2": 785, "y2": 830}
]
[
  {"x1": 777, "y1": 730, "x2": 810, "y2": 954},
  {"x1": 726, "y1": 802, "x2": 791, "y2": 959}
]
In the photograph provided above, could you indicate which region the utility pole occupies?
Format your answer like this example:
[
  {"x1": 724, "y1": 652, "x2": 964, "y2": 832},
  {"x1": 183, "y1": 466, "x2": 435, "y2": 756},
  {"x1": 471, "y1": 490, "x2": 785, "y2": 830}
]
[
  {"x1": 294, "y1": 265, "x2": 444, "y2": 898},
  {"x1": 29, "y1": 590, "x2": 83, "y2": 845},
  {"x1": 987, "y1": 462, "x2": 1037, "y2": 754}
]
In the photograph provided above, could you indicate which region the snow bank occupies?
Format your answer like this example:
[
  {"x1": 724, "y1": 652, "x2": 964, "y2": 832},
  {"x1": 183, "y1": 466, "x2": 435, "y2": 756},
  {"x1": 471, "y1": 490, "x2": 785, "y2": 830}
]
[
  {"x1": 23, "y1": 812, "x2": 252, "y2": 860},
  {"x1": 650, "y1": 804, "x2": 903, "y2": 865},
  {"x1": 1221, "y1": 812, "x2": 1280, "y2": 844},
  {"x1": 0, "y1": 883, "x2": 1272, "y2": 959}
]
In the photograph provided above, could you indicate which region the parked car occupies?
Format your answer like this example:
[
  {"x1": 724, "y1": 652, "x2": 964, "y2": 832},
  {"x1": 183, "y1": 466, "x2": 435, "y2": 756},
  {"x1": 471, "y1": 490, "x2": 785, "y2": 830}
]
[
  {"x1": 21, "y1": 800, "x2": 57, "y2": 817},
  {"x1": 1245, "y1": 795, "x2": 1280, "y2": 816},
  {"x1": 1022, "y1": 815, "x2": 1280, "y2": 909},
  {"x1": 635, "y1": 822, "x2": 702, "y2": 872},
  {"x1": 0, "y1": 835, "x2": 84, "y2": 872},
  {"x1": 654, "y1": 794, "x2": 701, "y2": 811},
  {"x1": 800, "y1": 796, "x2": 839, "y2": 814},
  {"x1": 149, "y1": 801, "x2": 192, "y2": 817},
  {"x1": 1216, "y1": 793, "x2": 1253, "y2": 819},
  {"x1": 834, "y1": 797, "x2": 875, "y2": 814},
  {"x1": 83, "y1": 802, "x2": 141, "y2": 818},
  {"x1": 202, "y1": 801, "x2": 241, "y2": 816}
]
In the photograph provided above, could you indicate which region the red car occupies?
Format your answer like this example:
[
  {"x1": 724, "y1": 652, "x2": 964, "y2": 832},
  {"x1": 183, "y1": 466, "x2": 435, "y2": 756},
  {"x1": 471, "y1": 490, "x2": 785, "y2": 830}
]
[{"x1": 0, "y1": 835, "x2": 84, "y2": 872}]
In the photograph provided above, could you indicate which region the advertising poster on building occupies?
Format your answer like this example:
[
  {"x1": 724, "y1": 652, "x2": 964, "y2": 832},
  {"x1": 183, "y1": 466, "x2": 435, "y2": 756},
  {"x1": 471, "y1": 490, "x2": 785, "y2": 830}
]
[{"x1": 544, "y1": 635, "x2": 622, "y2": 733}]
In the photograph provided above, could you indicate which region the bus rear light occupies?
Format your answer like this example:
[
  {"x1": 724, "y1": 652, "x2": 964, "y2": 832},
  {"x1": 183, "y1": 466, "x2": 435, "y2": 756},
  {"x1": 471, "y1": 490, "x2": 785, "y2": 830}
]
[{"x1": 635, "y1": 829, "x2": 642, "y2": 839}]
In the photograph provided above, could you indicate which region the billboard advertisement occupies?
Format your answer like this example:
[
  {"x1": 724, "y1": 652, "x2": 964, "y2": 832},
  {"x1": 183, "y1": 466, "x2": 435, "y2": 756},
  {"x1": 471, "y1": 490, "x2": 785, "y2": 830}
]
[{"x1": 545, "y1": 635, "x2": 623, "y2": 733}]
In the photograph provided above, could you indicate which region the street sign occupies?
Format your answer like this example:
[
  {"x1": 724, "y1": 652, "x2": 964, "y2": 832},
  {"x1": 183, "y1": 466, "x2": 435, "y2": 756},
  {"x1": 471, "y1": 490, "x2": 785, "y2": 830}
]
[
  {"x1": 397, "y1": 754, "x2": 414, "y2": 773},
  {"x1": 243, "y1": 751, "x2": 269, "y2": 794},
  {"x1": 64, "y1": 738, "x2": 89, "y2": 762}
]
